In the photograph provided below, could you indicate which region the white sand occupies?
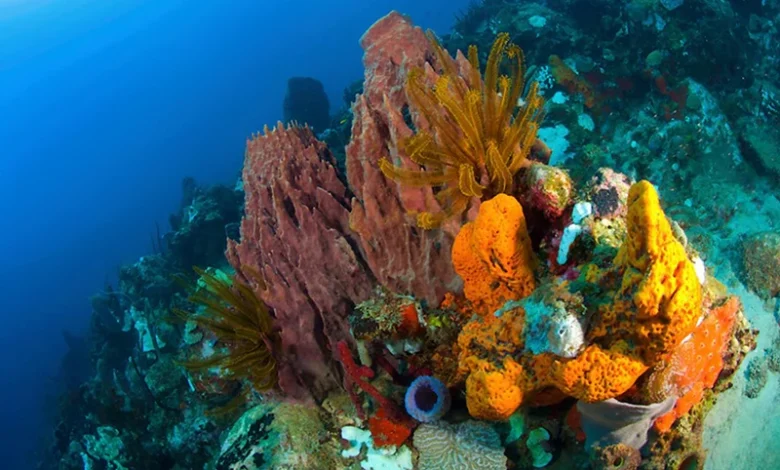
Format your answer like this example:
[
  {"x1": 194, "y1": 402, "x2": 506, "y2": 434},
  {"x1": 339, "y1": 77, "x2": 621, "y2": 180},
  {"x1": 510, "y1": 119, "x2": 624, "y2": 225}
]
[
  {"x1": 701, "y1": 186, "x2": 780, "y2": 469},
  {"x1": 703, "y1": 284, "x2": 780, "y2": 469}
]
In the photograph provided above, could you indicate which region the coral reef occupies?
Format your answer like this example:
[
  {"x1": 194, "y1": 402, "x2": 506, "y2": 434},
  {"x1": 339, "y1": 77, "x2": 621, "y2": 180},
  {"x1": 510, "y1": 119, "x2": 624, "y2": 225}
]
[
  {"x1": 41, "y1": 4, "x2": 776, "y2": 469},
  {"x1": 452, "y1": 180, "x2": 709, "y2": 422},
  {"x1": 167, "y1": 180, "x2": 242, "y2": 270},
  {"x1": 741, "y1": 231, "x2": 780, "y2": 299},
  {"x1": 744, "y1": 354, "x2": 770, "y2": 399}
]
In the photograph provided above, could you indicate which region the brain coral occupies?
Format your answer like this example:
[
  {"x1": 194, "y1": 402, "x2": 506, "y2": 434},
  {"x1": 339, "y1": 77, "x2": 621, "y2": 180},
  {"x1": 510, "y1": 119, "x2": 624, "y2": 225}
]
[{"x1": 413, "y1": 420, "x2": 507, "y2": 470}]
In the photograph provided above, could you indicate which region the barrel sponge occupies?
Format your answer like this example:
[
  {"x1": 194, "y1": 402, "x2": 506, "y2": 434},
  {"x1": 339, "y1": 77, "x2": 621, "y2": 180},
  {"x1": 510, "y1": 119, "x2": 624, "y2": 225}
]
[
  {"x1": 452, "y1": 194, "x2": 537, "y2": 316},
  {"x1": 603, "y1": 180, "x2": 702, "y2": 364}
]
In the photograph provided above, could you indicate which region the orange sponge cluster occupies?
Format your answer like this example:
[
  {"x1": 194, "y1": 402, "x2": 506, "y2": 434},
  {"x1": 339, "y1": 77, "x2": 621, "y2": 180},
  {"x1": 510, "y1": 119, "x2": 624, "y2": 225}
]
[
  {"x1": 457, "y1": 316, "x2": 648, "y2": 419},
  {"x1": 453, "y1": 183, "x2": 708, "y2": 421}
]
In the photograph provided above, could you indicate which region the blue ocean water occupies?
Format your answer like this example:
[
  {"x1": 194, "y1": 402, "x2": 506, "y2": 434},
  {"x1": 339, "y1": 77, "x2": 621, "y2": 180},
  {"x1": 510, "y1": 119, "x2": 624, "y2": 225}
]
[{"x1": 0, "y1": 2, "x2": 469, "y2": 468}]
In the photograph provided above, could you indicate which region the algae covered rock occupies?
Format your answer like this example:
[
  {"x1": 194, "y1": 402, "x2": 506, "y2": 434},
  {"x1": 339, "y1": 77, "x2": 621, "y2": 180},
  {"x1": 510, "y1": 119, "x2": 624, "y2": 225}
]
[
  {"x1": 216, "y1": 405, "x2": 276, "y2": 470},
  {"x1": 742, "y1": 231, "x2": 780, "y2": 299},
  {"x1": 216, "y1": 402, "x2": 344, "y2": 470}
]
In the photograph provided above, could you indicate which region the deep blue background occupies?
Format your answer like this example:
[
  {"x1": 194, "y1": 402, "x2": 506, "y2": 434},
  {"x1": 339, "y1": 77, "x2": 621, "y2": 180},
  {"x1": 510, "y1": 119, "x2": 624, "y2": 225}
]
[{"x1": 0, "y1": 0, "x2": 469, "y2": 467}]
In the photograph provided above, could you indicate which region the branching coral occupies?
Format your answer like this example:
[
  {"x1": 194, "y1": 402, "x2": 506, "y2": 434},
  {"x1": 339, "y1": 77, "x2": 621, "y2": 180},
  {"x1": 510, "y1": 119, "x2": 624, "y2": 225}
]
[
  {"x1": 379, "y1": 32, "x2": 545, "y2": 228},
  {"x1": 174, "y1": 267, "x2": 277, "y2": 400},
  {"x1": 336, "y1": 340, "x2": 415, "y2": 447}
]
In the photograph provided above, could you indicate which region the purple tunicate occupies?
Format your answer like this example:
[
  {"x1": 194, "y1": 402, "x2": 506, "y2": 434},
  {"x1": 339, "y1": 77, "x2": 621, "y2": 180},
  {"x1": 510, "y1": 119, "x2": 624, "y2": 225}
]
[{"x1": 404, "y1": 376, "x2": 451, "y2": 422}]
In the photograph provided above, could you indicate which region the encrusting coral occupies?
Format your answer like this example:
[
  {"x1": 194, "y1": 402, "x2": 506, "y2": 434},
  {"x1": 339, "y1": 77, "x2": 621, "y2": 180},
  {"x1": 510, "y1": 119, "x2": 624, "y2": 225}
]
[{"x1": 378, "y1": 30, "x2": 545, "y2": 228}]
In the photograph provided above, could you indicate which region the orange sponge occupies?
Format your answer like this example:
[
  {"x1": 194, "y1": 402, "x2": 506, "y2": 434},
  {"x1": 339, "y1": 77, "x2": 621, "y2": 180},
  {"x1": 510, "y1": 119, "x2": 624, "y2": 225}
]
[
  {"x1": 463, "y1": 357, "x2": 525, "y2": 420},
  {"x1": 452, "y1": 194, "x2": 537, "y2": 316},
  {"x1": 533, "y1": 344, "x2": 648, "y2": 403},
  {"x1": 597, "y1": 181, "x2": 703, "y2": 364}
]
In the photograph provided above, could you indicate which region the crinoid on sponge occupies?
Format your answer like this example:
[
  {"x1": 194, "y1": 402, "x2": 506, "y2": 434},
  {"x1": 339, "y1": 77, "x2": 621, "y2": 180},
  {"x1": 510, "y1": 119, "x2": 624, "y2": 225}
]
[
  {"x1": 452, "y1": 194, "x2": 537, "y2": 316},
  {"x1": 378, "y1": 32, "x2": 545, "y2": 228},
  {"x1": 174, "y1": 267, "x2": 277, "y2": 403}
]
